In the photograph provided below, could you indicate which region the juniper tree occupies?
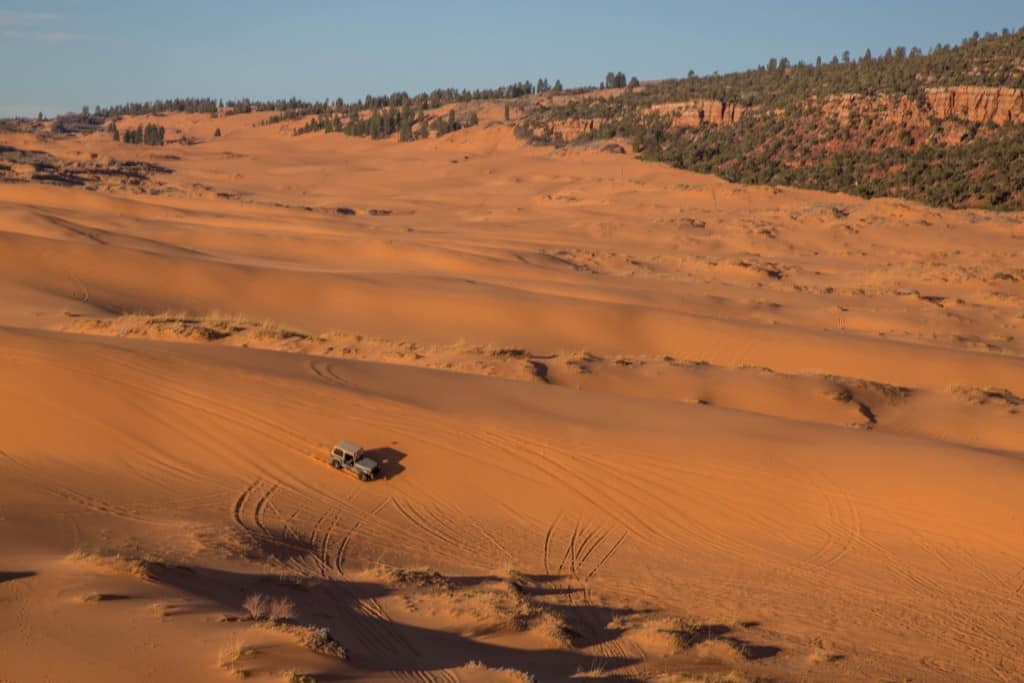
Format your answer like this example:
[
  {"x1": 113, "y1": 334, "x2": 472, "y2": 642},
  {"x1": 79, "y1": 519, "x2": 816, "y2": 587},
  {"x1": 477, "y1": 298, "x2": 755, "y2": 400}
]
[{"x1": 399, "y1": 119, "x2": 413, "y2": 142}]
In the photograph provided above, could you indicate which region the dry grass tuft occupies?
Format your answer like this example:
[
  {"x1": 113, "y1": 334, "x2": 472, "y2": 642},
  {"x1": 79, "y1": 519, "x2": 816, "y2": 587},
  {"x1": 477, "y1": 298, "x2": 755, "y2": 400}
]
[
  {"x1": 279, "y1": 671, "x2": 316, "y2": 683},
  {"x1": 571, "y1": 662, "x2": 606, "y2": 678},
  {"x1": 217, "y1": 637, "x2": 256, "y2": 678},
  {"x1": 458, "y1": 660, "x2": 537, "y2": 682},
  {"x1": 65, "y1": 549, "x2": 161, "y2": 581},
  {"x1": 535, "y1": 610, "x2": 577, "y2": 648},
  {"x1": 262, "y1": 573, "x2": 318, "y2": 591},
  {"x1": 628, "y1": 616, "x2": 695, "y2": 653},
  {"x1": 249, "y1": 319, "x2": 309, "y2": 341},
  {"x1": 503, "y1": 567, "x2": 532, "y2": 595},
  {"x1": 692, "y1": 638, "x2": 748, "y2": 663},
  {"x1": 809, "y1": 646, "x2": 844, "y2": 663},
  {"x1": 265, "y1": 623, "x2": 347, "y2": 660},
  {"x1": 76, "y1": 592, "x2": 127, "y2": 603},
  {"x1": 492, "y1": 571, "x2": 578, "y2": 647},
  {"x1": 649, "y1": 674, "x2": 753, "y2": 683},
  {"x1": 490, "y1": 347, "x2": 529, "y2": 358},
  {"x1": 808, "y1": 637, "x2": 844, "y2": 664},
  {"x1": 374, "y1": 563, "x2": 452, "y2": 590},
  {"x1": 948, "y1": 384, "x2": 1022, "y2": 407},
  {"x1": 823, "y1": 374, "x2": 911, "y2": 405}
]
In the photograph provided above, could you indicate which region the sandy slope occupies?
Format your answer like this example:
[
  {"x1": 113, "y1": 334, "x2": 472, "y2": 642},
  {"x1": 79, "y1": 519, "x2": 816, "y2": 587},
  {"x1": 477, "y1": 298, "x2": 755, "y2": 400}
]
[{"x1": 2, "y1": 110, "x2": 1023, "y2": 682}]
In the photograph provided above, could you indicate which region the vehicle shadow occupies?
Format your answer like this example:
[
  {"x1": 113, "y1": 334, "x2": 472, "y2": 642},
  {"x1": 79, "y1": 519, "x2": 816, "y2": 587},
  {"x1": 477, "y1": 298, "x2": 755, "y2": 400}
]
[{"x1": 365, "y1": 446, "x2": 406, "y2": 480}]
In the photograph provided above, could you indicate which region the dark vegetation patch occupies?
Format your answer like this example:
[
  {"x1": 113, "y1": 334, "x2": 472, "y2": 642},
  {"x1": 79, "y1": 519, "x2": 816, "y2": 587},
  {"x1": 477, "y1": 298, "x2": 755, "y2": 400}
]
[{"x1": 0, "y1": 145, "x2": 172, "y2": 189}]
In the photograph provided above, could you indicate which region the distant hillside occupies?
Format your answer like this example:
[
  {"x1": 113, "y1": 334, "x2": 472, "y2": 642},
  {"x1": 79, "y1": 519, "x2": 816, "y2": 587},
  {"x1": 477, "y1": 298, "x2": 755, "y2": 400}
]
[
  {"x1": 519, "y1": 27, "x2": 1024, "y2": 210},
  {"x1": 22, "y1": 26, "x2": 1024, "y2": 210}
]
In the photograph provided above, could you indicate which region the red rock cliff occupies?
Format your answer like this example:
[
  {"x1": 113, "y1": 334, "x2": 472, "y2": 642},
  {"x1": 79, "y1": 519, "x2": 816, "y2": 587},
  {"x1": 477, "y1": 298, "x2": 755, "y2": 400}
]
[
  {"x1": 649, "y1": 100, "x2": 747, "y2": 127},
  {"x1": 925, "y1": 86, "x2": 1024, "y2": 124}
]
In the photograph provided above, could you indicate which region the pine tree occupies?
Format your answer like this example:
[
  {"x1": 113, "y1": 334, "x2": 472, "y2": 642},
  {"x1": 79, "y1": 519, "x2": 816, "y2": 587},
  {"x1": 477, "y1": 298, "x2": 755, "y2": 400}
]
[
  {"x1": 214, "y1": 128, "x2": 222, "y2": 137},
  {"x1": 399, "y1": 119, "x2": 413, "y2": 142},
  {"x1": 504, "y1": 103, "x2": 510, "y2": 121}
]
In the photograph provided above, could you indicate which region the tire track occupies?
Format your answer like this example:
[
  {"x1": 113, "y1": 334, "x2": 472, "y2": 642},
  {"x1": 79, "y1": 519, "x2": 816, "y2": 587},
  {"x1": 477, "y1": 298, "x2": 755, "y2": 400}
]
[
  {"x1": 334, "y1": 497, "x2": 393, "y2": 575},
  {"x1": 253, "y1": 483, "x2": 278, "y2": 537},
  {"x1": 585, "y1": 531, "x2": 628, "y2": 580},
  {"x1": 802, "y1": 469, "x2": 863, "y2": 570},
  {"x1": 231, "y1": 479, "x2": 260, "y2": 531},
  {"x1": 351, "y1": 594, "x2": 421, "y2": 661},
  {"x1": 542, "y1": 513, "x2": 562, "y2": 575},
  {"x1": 391, "y1": 497, "x2": 485, "y2": 557}
]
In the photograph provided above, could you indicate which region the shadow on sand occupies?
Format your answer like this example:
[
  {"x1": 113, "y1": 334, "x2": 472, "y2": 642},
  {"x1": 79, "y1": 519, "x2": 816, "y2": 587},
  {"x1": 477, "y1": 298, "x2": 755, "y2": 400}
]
[
  {"x1": 0, "y1": 571, "x2": 36, "y2": 584},
  {"x1": 364, "y1": 446, "x2": 406, "y2": 480},
  {"x1": 146, "y1": 563, "x2": 641, "y2": 681}
]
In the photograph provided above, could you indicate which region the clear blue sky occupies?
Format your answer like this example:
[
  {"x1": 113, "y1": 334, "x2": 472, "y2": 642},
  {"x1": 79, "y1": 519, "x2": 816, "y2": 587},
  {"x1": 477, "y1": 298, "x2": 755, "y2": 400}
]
[{"x1": 1, "y1": 1, "x2": 1021, "y2": 117}]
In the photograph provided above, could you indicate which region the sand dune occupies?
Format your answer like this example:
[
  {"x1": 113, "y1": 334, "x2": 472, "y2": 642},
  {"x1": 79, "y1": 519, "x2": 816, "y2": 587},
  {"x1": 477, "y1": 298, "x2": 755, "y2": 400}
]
[{"x1": 2, "y1": 114, "x2": 1023, "y2": 682}]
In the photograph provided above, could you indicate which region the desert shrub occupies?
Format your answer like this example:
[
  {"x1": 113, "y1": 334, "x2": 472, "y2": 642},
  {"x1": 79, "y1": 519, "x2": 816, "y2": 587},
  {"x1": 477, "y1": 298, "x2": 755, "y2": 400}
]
[
  {"x1": 301, "y1": 626, "x2": 347, "y2": 659},
  {"x1": 268, "y1": 597, "x2": 297, "y2": 622},
  {"x1": 281, "y1": 672, "x2": 315, "y2": 683},
  {"x1": 242, "y1": 593, "x2": 269, "y2": 621}
]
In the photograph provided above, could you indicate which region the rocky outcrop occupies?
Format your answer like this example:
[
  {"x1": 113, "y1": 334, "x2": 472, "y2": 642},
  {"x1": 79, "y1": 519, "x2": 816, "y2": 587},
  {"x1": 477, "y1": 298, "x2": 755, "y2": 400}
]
[
  {"x1": 649, "y1": 100, "x2": 747, "y2": 127},
  {"x1": 925, "y1": 86, "x2": 1024, "y2": 124}
]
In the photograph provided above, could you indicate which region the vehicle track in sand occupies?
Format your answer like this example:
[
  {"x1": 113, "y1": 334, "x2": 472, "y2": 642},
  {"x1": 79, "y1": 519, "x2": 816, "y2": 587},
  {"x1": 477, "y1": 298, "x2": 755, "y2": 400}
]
[
  {"x1": 18, "y1": 339, "x2": 1024, "y2": 678},
  {"x1": 545, "y1": 515, "x2": 638, "y2": 674},
  {"x1": 392, "y1": 670, "x2": 459, "y2": 683},
  {"x1": 333, "y1": 496, "x2": 393, "y2": 575},
  {"x1": 0, "y1": 451, "x2": 187, "y2": 526}
]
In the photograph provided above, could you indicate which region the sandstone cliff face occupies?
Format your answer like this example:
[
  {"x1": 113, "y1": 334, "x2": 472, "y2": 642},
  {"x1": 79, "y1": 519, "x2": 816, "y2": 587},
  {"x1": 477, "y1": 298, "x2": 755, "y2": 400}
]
[
  {"x1": 821, "y1": 93, "x2": 927, "y2": 127},
  {"x1": 925, "y1": 86, "x2": 1024, "y2": 124},
  {"x1": 649, "y1": 100, "x2": 747, "y2": 127},
  {"x1": 546, "y1": 85, "x2": 1023, "y2": 149},
  {"x1": 650, "y1": 87, "x2": 1024, "y2": 131},
  {"x1": 547, "y1": 117, "x2": 606, "y2": 139}
]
